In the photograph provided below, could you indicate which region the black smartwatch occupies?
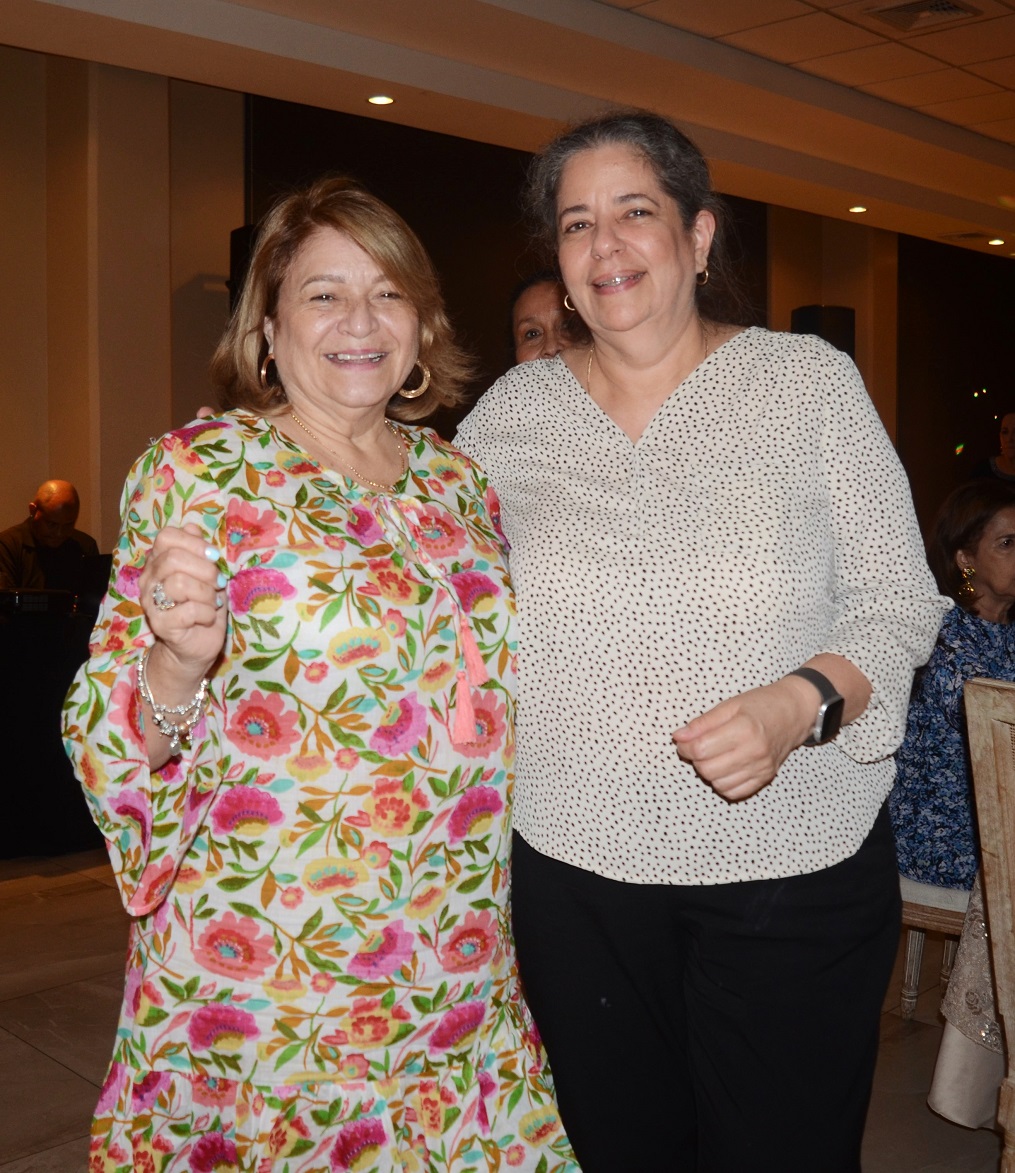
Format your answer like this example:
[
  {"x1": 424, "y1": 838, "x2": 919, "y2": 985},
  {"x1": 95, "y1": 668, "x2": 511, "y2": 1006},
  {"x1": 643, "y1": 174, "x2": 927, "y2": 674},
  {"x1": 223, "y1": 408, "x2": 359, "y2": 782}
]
[{"x1": 788, "y1": 667, "x2": 845, "y2": 746}]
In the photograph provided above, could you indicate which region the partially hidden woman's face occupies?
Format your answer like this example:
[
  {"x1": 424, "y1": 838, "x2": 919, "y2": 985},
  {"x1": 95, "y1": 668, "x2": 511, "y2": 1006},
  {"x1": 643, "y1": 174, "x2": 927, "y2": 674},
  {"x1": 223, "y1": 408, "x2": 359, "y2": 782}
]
[
  {"x1": 958, "y1": 504, "x2": 1015, "y2": 621},
  {"x1": 264, "y1": 226, "x2": 419, "y2": 414},
  {"x1": 512, "y1": 281, "x2": 570, "y2": 363},
  {"x1": 554, "y1": 143, "x2": 713, "y2": 341},
  {"x1": 999, "y1": 413, "x2": 1015, "y2": 460}
]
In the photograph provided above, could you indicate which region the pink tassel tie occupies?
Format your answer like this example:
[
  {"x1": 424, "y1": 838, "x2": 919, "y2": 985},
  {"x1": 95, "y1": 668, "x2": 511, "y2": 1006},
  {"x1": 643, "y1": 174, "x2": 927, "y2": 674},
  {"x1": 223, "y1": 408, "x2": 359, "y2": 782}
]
[{"x1": 451, "y1": 625, "x2": 489, "y2": 744}]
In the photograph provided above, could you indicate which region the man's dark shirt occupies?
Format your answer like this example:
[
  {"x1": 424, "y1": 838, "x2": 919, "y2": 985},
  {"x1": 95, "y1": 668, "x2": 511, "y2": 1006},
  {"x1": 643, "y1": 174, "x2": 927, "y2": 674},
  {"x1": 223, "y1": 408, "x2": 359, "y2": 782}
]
[{"x1": 0, "y1": 518, "x2": 100, "y2": 592}]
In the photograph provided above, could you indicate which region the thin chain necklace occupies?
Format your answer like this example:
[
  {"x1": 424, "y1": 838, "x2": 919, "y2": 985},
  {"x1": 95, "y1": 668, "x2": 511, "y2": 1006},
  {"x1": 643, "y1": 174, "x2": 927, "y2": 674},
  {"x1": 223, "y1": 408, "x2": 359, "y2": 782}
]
[{"x1": 289, "y1": 411, "x2": 408, "y2": 491}]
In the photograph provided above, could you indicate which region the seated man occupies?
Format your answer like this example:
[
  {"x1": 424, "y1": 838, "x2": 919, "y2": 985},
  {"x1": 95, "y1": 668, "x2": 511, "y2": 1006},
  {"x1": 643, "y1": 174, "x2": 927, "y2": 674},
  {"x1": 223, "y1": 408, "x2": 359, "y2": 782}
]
[{"x1": 0, "y1": 479, "x2": 99, "y2": 593}]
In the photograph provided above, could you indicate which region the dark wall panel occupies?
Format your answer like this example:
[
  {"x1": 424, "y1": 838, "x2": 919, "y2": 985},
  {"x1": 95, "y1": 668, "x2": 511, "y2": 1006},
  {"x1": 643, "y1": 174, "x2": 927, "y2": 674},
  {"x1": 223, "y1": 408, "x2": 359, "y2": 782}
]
[{"x1": 897, "y1": 235, "x2": 1015, "y2": 535}]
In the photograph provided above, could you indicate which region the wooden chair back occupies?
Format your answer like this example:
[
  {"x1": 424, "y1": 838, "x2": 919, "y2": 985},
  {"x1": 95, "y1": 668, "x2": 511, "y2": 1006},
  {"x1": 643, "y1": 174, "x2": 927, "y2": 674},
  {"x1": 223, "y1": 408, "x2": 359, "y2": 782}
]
[{"x1": 965, "y1": 676, "x2": 1015, "y2": 1170}]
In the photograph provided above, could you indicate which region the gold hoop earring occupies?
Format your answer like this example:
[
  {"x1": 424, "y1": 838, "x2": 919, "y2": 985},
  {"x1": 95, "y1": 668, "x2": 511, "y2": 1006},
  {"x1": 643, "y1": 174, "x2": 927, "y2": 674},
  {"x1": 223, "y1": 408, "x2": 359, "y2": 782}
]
[
  {"x1": 696, "y1": 267, "x2": 710, "y2": 287},
  {"x1": 959, "y1": 564, "x2": 976, "y2": 601},
  {"x1": 260, "y1": 352, "x2": 275, "y2": 390},
  {"x1": 399, "y1": 361, "x2": 431, "y2": 399},
  {"x1": 563, "y1": 294, "x2": 576, "y2": 312}
]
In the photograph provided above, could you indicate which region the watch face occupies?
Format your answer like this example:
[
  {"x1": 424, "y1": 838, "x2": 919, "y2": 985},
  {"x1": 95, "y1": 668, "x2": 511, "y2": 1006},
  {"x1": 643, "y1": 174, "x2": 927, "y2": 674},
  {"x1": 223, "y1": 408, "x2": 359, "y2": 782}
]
[{"x1": 818, "y1": 696, "x2": 845, "y2": 742}]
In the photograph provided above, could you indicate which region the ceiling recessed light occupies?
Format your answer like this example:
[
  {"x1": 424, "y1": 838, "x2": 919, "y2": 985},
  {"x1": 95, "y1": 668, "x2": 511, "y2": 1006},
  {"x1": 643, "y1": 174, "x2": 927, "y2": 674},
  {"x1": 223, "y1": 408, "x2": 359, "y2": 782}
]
[
  {"x1": 988, "y1": 237, "x2": 1004, "y2": 246},
  {"x1": 368, "y1": 94, "x2": 394, "y2": 106},
  {"x1": 848, "y1": 205, "x2": 867, "y2": 214}
]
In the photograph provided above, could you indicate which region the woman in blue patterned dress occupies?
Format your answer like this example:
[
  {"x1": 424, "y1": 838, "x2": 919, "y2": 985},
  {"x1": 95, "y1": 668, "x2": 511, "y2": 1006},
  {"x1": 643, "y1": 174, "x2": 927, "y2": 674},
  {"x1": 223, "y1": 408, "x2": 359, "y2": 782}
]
[
  {"x1": 890, "y1": 479, "x2": 1015, "y2": 889},
  {"x1": 62, "y1": 177, "x2": 576, "y2": 1173}
]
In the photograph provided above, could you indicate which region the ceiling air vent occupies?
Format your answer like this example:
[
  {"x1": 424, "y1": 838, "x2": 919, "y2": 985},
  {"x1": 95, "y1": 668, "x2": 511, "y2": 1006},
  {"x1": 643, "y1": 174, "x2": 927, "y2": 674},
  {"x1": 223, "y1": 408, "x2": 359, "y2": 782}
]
[{"x1": 868, "y1": 0, "x2": 982, "y2": 31}]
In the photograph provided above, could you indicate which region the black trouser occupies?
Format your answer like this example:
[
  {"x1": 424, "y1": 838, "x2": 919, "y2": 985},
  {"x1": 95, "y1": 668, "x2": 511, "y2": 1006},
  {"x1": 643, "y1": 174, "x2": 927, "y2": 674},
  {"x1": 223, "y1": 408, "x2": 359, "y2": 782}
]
[{"x1": 512, "y1": 807, "x2": 900, "y2": 1173}]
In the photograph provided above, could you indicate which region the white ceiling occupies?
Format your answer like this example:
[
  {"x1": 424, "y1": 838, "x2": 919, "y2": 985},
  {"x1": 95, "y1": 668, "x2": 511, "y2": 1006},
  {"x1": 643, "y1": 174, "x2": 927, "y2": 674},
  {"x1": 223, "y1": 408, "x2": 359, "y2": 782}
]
[{"x1": 4, "y1": 0, "x2": 1015, "y2": 256}]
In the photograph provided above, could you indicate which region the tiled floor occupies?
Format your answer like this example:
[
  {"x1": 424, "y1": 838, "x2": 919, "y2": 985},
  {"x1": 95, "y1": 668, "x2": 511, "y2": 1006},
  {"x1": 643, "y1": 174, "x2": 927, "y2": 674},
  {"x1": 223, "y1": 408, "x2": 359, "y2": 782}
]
[{"x1": 0, "y1": 851, "x2": 1005, "y2": 1172}]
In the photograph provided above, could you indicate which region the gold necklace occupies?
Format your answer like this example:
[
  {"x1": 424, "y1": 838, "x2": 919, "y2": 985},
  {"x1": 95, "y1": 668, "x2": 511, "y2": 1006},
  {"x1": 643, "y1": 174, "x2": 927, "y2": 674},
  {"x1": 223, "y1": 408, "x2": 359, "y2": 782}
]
[
  {"x1": 585, "y1": 322, "x2": 710, "y2": 396},
  {"x1": 289, "y1": 411, "x2": 408, "y2": 491}
]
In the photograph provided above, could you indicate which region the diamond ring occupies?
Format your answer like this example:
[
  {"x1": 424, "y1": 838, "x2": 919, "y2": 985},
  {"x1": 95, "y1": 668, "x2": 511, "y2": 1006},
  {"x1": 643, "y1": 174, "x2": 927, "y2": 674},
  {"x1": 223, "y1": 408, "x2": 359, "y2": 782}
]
[{"x1": 151, "y1": 581, "x2": 177, "y2": 611}]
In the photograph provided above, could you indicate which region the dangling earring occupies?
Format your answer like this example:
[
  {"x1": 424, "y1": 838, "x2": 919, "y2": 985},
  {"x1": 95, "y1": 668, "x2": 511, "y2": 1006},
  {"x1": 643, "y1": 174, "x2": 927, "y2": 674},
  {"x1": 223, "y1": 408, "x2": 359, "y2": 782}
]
[
  {"x1": 959, "y1": 565, "x2": 976, "y2": 601},
  {"x1": 399, "y1": 361, "x2": 431, "y2": 399},
  {"x1": 696, "y1": 266, "x2": 710, "y2": 287},
  {"x1": 260, "y1": 352, "x2": 275, "y2": 390},
  {"x1": 563, "y1": 293, "x2": 576, "y2": 312}
]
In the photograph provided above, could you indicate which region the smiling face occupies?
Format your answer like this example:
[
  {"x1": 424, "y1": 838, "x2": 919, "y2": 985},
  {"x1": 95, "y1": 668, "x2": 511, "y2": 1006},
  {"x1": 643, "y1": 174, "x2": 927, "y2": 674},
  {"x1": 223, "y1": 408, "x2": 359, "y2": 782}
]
[
  {"x1": 555, "y1": 143, "x2": 713, "y2": 343},
  {"x1": 512, "y1": 280, "x2": 570, "y2": 363},
  {"x1": 958, "y1": 504, "x2": 1015, "y2": 622},
  {"x1": 263, "y1": 226, "x2": 419, "y2": 419}
]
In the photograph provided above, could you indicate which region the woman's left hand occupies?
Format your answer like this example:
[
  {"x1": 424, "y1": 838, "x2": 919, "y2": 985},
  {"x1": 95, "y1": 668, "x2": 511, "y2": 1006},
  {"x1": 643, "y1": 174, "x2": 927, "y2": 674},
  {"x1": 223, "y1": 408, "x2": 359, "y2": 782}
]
[{"x1": 672, "y1": 677, "x2": 817, "y2": 802}]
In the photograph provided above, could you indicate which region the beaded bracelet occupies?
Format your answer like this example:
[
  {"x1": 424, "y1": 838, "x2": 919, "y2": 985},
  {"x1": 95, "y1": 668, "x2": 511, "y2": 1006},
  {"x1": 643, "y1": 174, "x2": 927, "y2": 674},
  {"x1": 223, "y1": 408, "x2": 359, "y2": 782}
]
[{"x1": 136, "y1": 647, "x2": 209, "y2": 756}]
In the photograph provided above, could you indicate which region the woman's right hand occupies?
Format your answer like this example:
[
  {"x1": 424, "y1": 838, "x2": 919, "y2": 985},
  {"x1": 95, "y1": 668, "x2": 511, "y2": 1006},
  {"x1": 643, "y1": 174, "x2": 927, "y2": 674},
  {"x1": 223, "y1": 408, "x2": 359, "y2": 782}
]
[{"x1": 138, "y1": 522, "x2": 228, "y2": 693}]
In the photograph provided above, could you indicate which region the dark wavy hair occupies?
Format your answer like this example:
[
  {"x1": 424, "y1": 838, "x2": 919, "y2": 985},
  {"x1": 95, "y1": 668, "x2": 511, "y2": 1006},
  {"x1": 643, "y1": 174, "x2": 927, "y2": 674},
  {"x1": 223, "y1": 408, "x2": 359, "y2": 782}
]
[
  {"x1": 930, "y1": 478, "x2": 1015, "y2": 611},
  {"x1": 211, "y1": 176, "x2": 474, "y2": 422},
  {"x1": 507, "y1": 269, "x2": 591, "y2": 354},
  {"x1": 524, "y1": 107, "x2": 750, "y2": 325}
]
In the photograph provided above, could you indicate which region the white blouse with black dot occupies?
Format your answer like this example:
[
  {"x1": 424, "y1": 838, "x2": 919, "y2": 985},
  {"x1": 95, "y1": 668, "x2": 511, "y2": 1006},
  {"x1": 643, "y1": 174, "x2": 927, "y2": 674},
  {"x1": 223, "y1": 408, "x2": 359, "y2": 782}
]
[{"x1": 456, "y1": 327, "x2": 949, "y2": 885}]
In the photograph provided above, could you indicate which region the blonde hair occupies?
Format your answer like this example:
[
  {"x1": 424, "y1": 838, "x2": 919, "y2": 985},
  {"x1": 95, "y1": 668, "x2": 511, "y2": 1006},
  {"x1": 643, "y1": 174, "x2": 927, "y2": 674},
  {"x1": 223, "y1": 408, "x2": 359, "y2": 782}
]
[{"x1": 211, "y1": 176, "x2": 473, "y2": 421}]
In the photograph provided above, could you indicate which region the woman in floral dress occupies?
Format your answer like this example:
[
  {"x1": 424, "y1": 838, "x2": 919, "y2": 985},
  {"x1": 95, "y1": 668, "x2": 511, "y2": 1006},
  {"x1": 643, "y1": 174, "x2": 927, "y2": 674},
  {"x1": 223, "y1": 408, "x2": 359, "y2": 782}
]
[{"x1": 62, "y1": 177, "x2": 576, "y2": 1173}]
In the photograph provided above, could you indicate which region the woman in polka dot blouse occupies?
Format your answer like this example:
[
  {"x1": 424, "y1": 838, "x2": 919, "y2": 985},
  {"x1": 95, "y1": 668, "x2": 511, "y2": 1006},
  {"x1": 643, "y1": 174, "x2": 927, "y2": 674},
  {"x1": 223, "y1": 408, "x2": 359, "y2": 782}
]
[{"x1": 456, "y1": 109, "x2": 949, "y2": 1172}]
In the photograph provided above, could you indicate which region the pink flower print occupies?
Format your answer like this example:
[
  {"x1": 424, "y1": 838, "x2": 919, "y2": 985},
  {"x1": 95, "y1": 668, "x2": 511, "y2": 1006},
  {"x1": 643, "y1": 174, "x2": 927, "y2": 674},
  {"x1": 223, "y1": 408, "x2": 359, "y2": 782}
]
[
  {"x1": 227, "y1": 691, "x2": 300, "y2": 760},
  {"x1": 363, "y1": 778, "x2": 429, "y2": 836},
  {"x1": 518, "y1": 1105, "x2": 563, "y2": 1146},
  {"x1": 327, "y1": 626, "x2": 390, "y2": 668},
  {"x1": 115, "y1": 563, "x2": 143, "y2": 599},
  {"x1": 268, "y1": 1115, "x2": 311, "y2": 1159},
  {"x1": 330, "y1": 1118, "x2": 388, "y2": 1171},
  {"x1": 109, "y1": 675, "x2": 143, "y2": 734},
  {"x1": 448, "y1": 569, "x2": 499, "y2": 614},
  {"x1": 173, "y1": 420, "x2": 230, "y2": 446},
  {"x1": 382, "y1": 608, "x2": 407, "y2": 637},
  {"x1": 362, "y1": 840, "x2": 391, "y2": 869},
  {"x1": 222, "y1": 499, "x2": 284, "y2": 562},
  {"x1": 369, "y1": 696, "x2": 428, "y2": 756},
  {"x1": 455, "y1": 694, "x2": 507, "y2": 760},
  {"x1": 130, "y1": 1070, "x2": 171, "y2": 1111},
  {"x1": 280, "y1": 886, "x2": 304, "y2": 909},
  {"x1": 348, "y1": 920, "x2": 415, "y2": 979},
  {"x1": 228, "y1": 567, "x2": 296, "y2": 615},
  {"x1": 191, "y1": 1074, "x2": 236, "y2": 1108},
  {"x1": 265, "y1": 469, "x2": 285, "y2": 487},
  {"x1": 506, "y1": 1144, "x2": 526, "y2": 1166},
  {"x1": 339, "y1": 1052, "x2": 369, "y2": 1079},
  {"x1": 331, "y1": 997, "x2": 411, "y2": 1048},
  {"x1": 439, "y1": 910, "x2": 497, "y2": 973},
  {"x1": 311, "y1": 972, "x2": 336, "y2": 995},
  {"x1": 112, "y1": 795, "x2": 151, "y2": 853},
  {"x1": 348, "y1": 505, "x2": 385, "y2": 546},
  {"x1": 151, "y1": 464, "x2": 175, "y2": 494},
  {"x1": 428, "y1": 1000, "x2": 486, "y2": 1053},
  {"x1": 95, "y1": 1061, "x2": 125, "y2": 1115},
  {"x1": 412, "y1": 506, "x2": 467, "y2": 559},
  {"x1": 367, "y1": 559, "x2": 430, "y2": 605},
  {"x1": 187, "y1": 1004, "x2": 259, "y2": 1052},
  {"x1": 305, "y1": 661, "x2": 329, "y2": 683},
  {"x1": 195, "y1": 911, "x2": 275, "y2": 979},
  {"x1": 428, "y1": 454, "x2": 463, "y2": 484},
  {"x1": 485, "y1": 486, "x2": 509, "y2": 549},
  {"x1": 447, "y1": 786, "x2": 503, "y2": 843},
  {"x1": 211, "y1": 786, "x2": 284, "y2": 839},
  {"x1": 336, "y1": 747, "x2": 360, "y2": 770},
  {"x1": 302, "y1": 857, "x2": 368, "y2": 896},
  {"x1": 279, "y1": 452, "x2": 317, "y2": 476},
  {"x1": 191, "y1": 1131, "x2": 239, "y2": 1172},
  {"x1": 103, "y1": 615, "x2": 130, "y2": 653}
]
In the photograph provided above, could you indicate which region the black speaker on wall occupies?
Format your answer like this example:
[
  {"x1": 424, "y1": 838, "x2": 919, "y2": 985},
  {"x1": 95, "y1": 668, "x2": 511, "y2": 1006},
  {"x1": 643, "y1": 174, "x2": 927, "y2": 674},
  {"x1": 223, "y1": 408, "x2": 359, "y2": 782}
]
[{"x1": 791, "y1": 304, "x2": 855, "y2": 359}]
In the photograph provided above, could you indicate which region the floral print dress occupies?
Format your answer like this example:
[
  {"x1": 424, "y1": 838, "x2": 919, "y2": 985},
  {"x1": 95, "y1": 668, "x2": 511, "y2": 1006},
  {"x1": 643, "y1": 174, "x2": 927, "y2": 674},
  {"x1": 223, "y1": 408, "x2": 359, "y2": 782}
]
[{"x1": 62, "y1": 412, "x2": 577, "y2": 1173}]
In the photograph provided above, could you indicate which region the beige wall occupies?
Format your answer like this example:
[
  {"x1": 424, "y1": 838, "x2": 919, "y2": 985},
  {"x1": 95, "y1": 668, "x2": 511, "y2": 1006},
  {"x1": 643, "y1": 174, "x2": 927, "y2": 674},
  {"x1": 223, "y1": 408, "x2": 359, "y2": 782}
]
[
  {"x1": 767, "y1": 206, "x2": 899, "y2": 441},
  {"x1": 0, "y1": 50, "x2": 243, "y2": 550},
  {"x1": 0, "y1": 46, "x2": 48, "y2": 519}
]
